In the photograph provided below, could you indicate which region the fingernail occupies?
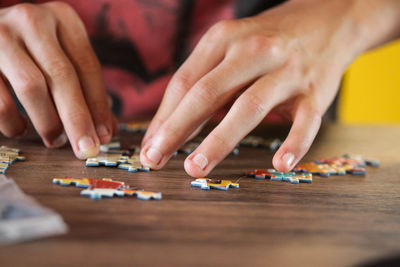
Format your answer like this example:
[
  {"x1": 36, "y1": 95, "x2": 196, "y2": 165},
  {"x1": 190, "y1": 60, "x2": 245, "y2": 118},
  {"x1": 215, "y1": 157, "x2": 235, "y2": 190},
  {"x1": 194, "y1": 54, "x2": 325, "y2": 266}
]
[
  {"x1": 282, "y1": 152, "x2": 295, "y2": 169},
  {"x1": 51, "y1": 133, "x2": 67, "y2": 148},
  {"x1": 78, "y1": 136, "x2": 98, "y2": 158},
  {"x1": 146, "y1": 147, "x2": 162, "y2": 165},
  {"x1": 192, "y1": 153, "x2": 208, "y2": 170},
  {"x1": 96, "y1": 124, "x2": 110, "y2": 141}
]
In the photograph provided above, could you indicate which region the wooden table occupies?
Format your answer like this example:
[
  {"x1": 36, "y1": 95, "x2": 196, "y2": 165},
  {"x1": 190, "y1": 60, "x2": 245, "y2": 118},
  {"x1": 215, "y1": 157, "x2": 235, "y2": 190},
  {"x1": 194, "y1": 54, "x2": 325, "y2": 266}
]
[{"x1": 0, "y1": 124, "x2": 399, "y2": 266}]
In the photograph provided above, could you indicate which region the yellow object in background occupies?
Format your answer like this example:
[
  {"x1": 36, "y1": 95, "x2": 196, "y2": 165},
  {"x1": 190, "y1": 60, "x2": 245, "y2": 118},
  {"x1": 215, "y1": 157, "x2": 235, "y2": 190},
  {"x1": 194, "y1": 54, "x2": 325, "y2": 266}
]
[{"x1": 338, "y1": 40, "x2": 400, "y2": 124}]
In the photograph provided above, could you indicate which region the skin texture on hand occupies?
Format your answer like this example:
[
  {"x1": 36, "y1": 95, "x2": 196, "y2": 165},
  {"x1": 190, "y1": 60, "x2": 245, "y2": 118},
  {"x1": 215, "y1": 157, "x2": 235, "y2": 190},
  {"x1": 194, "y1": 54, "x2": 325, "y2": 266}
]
[
  {"x1": 0, "y1": 2, "x2": 117, "y2": 159},
  {"x1": 141, "y1": 0, "x2": 400, "y2": 177}
]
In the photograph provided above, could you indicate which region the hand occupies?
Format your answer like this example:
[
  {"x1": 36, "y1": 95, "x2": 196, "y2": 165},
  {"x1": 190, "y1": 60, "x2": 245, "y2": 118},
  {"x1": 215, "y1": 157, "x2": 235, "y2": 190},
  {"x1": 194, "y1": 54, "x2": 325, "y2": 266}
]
[
  {"x1": 0, "y1": 2, "x2": 116, "y2": 159},
  {"x1": 140, "y1": 0, "x2": 400, "y2": 177}
]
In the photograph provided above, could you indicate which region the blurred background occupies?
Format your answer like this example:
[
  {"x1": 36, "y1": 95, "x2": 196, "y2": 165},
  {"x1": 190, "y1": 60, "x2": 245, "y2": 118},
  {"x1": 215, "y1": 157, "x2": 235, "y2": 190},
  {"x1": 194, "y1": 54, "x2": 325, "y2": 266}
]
[{"x1": 339, "y1": 39, "x2": 400, "y2": 124}]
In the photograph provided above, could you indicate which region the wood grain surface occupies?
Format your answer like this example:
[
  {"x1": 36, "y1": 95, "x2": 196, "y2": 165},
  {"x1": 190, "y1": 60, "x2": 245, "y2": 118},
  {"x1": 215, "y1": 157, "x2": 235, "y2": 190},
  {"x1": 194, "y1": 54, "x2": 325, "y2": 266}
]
[{"x1": 0, "y1": 123, "x2": 399, "y2": 267}]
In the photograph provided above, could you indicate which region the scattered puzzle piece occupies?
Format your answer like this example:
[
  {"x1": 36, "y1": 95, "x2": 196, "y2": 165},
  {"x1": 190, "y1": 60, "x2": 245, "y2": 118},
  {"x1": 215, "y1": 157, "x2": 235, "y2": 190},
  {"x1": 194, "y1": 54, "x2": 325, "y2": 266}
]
[
  {"x1": 247, "y1": 169, "x2": 275, "y2": 179},
  {"x1": 80, "y1": 188, "x2": 162, "y2": 200},
  {"x1": 0, "y1": 146, "x2": 25, "y2": 173},
  {"x1": 316, "y1": 157, "x2": 366, "y2": 175},
  {"x1": 293, "y1": 162, "x2": 343, "y2": 177},
  {"x1": 118, "y1": 155, "x2": 150, "y2": 172},
  {"x1": 248, "y1": 169, "x2": 312, "y2": 184},
  {"x1": 343, "y1": 153, "x2": 380, "y2": 167},
  {"x1": 122, "y1": 189, "x2": 162, "y2": 200},
  {"x1": 191, "y1": 178, "x2": 239, "y2": 191},
  {"x1": 53, "y1": 177, "x2": 161, "y2": 200},
  {"x1": 239, "y1": 136, "x2": 281, "y2": 150},
  {"x1": 53, "y1": 177, "x2": 94, "y2": 188},
  {"x1": 99, "y1": 137, "x2": 121, "y2": 152},
  {"x1": 86, "y1": 154, "x2": 130, "y2": 167}
]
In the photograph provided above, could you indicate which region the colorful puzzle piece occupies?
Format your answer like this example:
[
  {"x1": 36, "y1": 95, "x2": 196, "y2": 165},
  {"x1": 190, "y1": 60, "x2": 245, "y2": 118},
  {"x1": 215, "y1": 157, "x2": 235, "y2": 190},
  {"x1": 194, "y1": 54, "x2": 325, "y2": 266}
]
[
  {"x1": 0, "y1": 146, "x2": 25, "y2": 173},
  {"x1": 80, "y1": 188, "x2": 162, "y2": 200},
  {"x1": 343, "y1": 153, "x2": 380, "y2": 167},
  {"x1": 53, "y1": 177, "x2": 161, "y2": 200},
  {"x1": 293, "y1": 162, "x2": 344, "y2": 177},
  {"x1": 53, "y1": 177, "x2": 94, "y2": 188},
  {"x1": 86, "y1": 153, "x2": 129, "y2": 167},
  {"x1": 122, "y1": 189, "x2": 162, "y2": 200},
  {"x1": 191, "y1": 178, "x2": 239, "y2": 191},
  {"x1": 119, "y1": 121, "x2": 150, "y2": 133},
  {"x1": 316, "y1": 157, "x2": 366, "y2": 175},
  {"x1": 239, "y1": 136, "x2": 282, "y2": 150},
  {"x1": 247, "y1": 169, "x2": 275, "y2": 179},
  {"x1": 99, "y1": 137, "x2": 121, "y2": 152},
  {"x1": 118, "y1": 154, "x2": 150, "y2": 172},
  {"x1": 248, "y1": 169, "x2": 312, "y2": 184}
]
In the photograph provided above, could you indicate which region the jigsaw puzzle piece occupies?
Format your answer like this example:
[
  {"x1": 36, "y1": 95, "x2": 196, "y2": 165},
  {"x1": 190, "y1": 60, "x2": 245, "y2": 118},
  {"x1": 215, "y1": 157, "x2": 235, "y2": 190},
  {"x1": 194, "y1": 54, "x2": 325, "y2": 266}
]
[
  {"x1": 86, "y1": 154, "x2": 129, "y2": 167},
  {"x1": 99, "y1": 137, "x2": 121, "y2": 152},
  {"x1": 80, "y1": 188, "x2": 125, "y2": 199},
  {"x1": 123, "y1": 189, "x2": 162, "y2": 200},
  {"x1": 117, "y1": 155, "x2": 150, "y2": 172},
  {"x1": 0, "y1": 146, "x2": 25, "y2": 173},
  {"x1": 91, "y1": 178, "x2": 128, "y2": 189},
  {"x1": 343, "y1": 153, "x2": 380, "y2": 167},
  {"x1": 249, "y1": 169, "x2": 313, "y2": 183},
  {"x1": 247, "y1": 169, "x2": 276, "y2": 180},
  {"x1": 52, "y1": 177, "x2": 94, "y2": 188},
  {"x1": 191, "y1": 178, "x2": 239, "y2": 191},
  {"x1": 281, "y1": 173, "x2": 313, "y2": 184},
  {"x1": 316, "y1": 156, "x2": 367, "y2": 175},
  {"x1": 0, "y1": 163, "x2": 9, "y2": 174},
  {"x1": 293, "y1": 162, "x2": 340, "y2": 177}
]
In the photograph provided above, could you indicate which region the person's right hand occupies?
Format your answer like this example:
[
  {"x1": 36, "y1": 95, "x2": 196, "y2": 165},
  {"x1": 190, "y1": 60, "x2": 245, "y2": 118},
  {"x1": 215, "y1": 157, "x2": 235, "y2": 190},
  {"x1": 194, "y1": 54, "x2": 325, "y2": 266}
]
[{"x1": 0, "y1": 2, "x2": 116, "y2": 159}]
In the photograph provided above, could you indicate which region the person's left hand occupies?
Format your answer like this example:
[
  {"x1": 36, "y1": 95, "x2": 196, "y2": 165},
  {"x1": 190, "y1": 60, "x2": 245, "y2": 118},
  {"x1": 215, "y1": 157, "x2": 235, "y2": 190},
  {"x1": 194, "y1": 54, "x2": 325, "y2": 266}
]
[{"x1": 139, "y1": 0, "x2": 377, "y2": 177}]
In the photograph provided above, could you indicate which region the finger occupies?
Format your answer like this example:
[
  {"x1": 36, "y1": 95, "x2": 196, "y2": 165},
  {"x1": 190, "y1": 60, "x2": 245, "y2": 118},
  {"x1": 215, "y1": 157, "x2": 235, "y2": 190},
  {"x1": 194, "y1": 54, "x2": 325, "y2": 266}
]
[
  {"x1": 46, "y1": 2, "x2": 113, "y2": 144},
  {"x1": 0, "y1": 28, "x2": 66, "y2": 147},
  {"x1": 143, "y1": 20, "x2": 240, "y2": 145},
  {"x1": 19, "y1": 11, "x2": 99, "y2": 159},
  {"x1": 0, "y1": 77, "x2": 27, "y2": 137},
  {"x1": 272, "y1": 97, "x2": 321, "y2": 172},
  {"x1": 184, "y1": 71, "x2": 294, "y2": 177},
  {"x1": 140, "y1": 54, "x2": 269, "y2": 169}
]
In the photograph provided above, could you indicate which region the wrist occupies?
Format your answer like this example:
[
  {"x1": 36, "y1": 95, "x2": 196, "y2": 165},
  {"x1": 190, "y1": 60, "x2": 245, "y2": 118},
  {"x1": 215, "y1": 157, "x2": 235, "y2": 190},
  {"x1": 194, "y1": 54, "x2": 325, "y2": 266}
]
[{"x1": 343, "y1": 0, "x2": 400, "y2": 55}]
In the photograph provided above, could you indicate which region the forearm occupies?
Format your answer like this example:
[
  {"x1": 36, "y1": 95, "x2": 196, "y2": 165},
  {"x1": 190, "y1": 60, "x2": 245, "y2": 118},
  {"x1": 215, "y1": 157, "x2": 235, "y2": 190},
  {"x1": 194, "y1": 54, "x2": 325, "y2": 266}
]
[
  {"x1": 290, "y1": 0, "x2": 400, "y2": 53},
  {"x1": 347, "y1": 0, "x2": 400, "y2": 52}
]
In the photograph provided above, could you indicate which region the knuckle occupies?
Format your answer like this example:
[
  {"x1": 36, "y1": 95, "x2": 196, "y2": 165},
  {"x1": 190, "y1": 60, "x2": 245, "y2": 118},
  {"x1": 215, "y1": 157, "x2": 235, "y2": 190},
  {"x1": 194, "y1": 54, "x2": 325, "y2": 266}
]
[
  {"x1": 245, "y1": 34, "x2": 283, "y2": 58},
  {"x1": 15, "y1": 71, "x2": 46, "y2": 96},
  {"x1": 0, "y1": 25, "x2": 13, "y2": 45},
  {"x1": 11, "y1": 3, "x2": 40, "y2": 24},
  {"x1": 206, "y1": 19, "x2": 237, "y2": 42},
  {"x1": 193, "y1": 80, "x2": 219, "y2": 106},
  {"x1": 207, "y1": 131, "x2": 233, "y2": 152},
  {"x1": 17, "y1": 80, "x2": 45, "y2": 98},
  {"x1": 240, "y1": 92, "x2": 268, "y2": 117},
  {"x1": 47, "y1": 60, "x2": 74, "y2": 81},
  {"x1": 170, "y1": 74, "x2": 191, "y2": 96}
]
